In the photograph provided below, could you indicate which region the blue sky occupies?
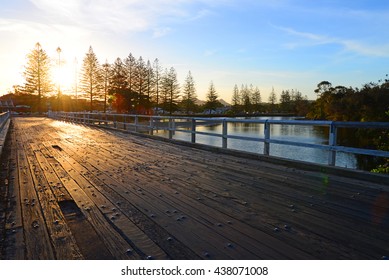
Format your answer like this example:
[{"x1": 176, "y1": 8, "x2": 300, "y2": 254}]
[{"x1": 1, "y1": 0, "x2": 389, "y2": 101}]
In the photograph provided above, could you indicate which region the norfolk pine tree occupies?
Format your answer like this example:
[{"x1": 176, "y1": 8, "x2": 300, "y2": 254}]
[
  {"x1": 153, "y1": 58, "x2": 162, "y2": 112},
  {"x1": 205, "y1": 81, "x2": 219, "y2": 112},
  {"x1": 80, "y1": 46, "x2": 102, "y2": 111},
  {"x1": 182, "y1": 71, "x2": 197, "y2": 114},
  {"x1": 102, "y1": 60, "x2": 111, "y2": 113},
  {"x1": 23, "y1": 42, "x2": 53, "y2": 113},
  {"x1": 161, "y1": 67, "x2": 180, "y2": 115}
]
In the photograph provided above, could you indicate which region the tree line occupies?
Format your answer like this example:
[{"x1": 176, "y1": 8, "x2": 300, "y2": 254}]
[
  {"x1": 307, "y1": 79, "x2": 389, "y2": 173},
  {"x1": 13, "y1": 42, "x2": 316, "y2": 116},
  {"x1": 230, "y1": 84, "x2": 310, "y2": 116},
  {"x1": 16, "y1": 42, "x2": 229, "y2": 114}
]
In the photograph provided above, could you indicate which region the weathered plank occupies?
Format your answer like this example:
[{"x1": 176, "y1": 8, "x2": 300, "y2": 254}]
[
  {"x1": 3, "y1": 117, "x2": 389, "y2": 260},
  {"x1": 0, "y1": 124, "x2": 25, "y2": 260},
  {"x1": 16, "y1": 136, "x2": 55, "y2": 259}
]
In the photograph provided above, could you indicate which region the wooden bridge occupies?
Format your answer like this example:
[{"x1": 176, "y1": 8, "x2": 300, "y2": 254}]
[{"x1": 1, "y1": 116, "x2": 389, "y2": 260}]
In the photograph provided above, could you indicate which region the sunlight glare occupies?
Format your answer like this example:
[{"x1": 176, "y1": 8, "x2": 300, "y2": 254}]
[{"x1": 52, "y1": 62, "x2": 76, "y2": 95}]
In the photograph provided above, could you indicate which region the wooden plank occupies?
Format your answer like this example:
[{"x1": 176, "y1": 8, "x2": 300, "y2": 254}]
[
  {"x1": 69, "y1": 124, "x2": 388, "y2": 258},
  {"x1": 7, "y1": 117, "x2": 389, "y2": 260},
  {"x1": 1, "y1": 126, "x2": 25, "y2": 259},
  {"x1": 50, "y1": 130, "x2": 313, "y2": 259},
  {"x1": 41, "y1": 149, "x2": 143, "y2": 260},
  {"x1": 45, "y1": 142, "x2": 237, "y2": 259},
  {"x1": 15, "y1": 136, "x2": 55, "y2": 259},
  {"x1": 41, "y1": 142, "x2": 169, "y2": 260}
]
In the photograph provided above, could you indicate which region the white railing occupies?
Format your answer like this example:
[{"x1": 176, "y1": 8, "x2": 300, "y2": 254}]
[{"x1": 48, "y1": 111, "x2": 389, "y2": 167}]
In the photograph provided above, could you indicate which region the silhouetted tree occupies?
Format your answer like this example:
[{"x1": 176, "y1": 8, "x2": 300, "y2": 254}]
[
  {"x1": 145, "y1": 60, "x2": 154, "y2": 113},
  {"x1": 23, "y1": 42, "x2": 53, "y2": 113},
  {"x1": 102, "y1": 60, "x2": 110, "y2": 113},
  {"x1": 125, "y1": 53, "x2": 136, "y2": 96},
  {"x1": 80, "y1": 46, "x2": 102, "y2": 111},
  {"x1": 241, "y1": 84, "x2": 251, "y2": 113},
  {"x1": 251, "y1": 86, "x2": 262, "y2": 112},
  {"x1": 268, "y1": 87, "x2": 277, "y2": 112},
  {"x1": 182, "y1": 71, "x2": 197, "y2": 114},
  {"x1": 153, "y1": 58, "x2": 162, "y2": 111},
  {"x1": 205, "y1": 81, "x2": 219, "y2": 112},
  {"x1": 161, "y1": 67, "x2": 180, "y2": 115},
  {"x1": 279, "y1": 90, "x2": 292, "y2": 112},
  {"x1": 231, "y1": 84, "x2": 240, "y2": 107},
  {"x1": 133, "y1": 56, "x2": 149, "y2": 112}
]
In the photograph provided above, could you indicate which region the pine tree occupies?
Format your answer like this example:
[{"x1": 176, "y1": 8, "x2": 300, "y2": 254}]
[
  {"x1": 153, "y1": 58, "x2": 162, "y2": 112},
  {"x1": 134, "y1": 56, "x2": 148, "y2": 111},
  {"x1": 279, "y1": 90, "x2": 292, "y2": 112},
  {"x1": 125, "y1": 53, "x2": 136, "y2": 94},
  {"x1": 145, "y1": 60, "x2": 154, "y2": 112},
  {"x1": 109, "y1": 58, "x2": 133, "y2": 112},
  {"x1": 268, "y1": 87, "x2": 277, "y2": 112},
  {"x1": 231, "y1": 84, "x2": 240, "y2": 107},
  {"x1": 251, "y1": 86, "x2": 261, "y2": 112},
  {"x1": 161, "y1": 67, "x2": 180, "y2": 115},
  {"x1": 205, "y1": 81, "x2": 219, "y2": 112},
  {"x1": 102, "y1": 60, "x2": 111, "y2": 113},
  {"x1": 241, "y1": 84, "x2": 251, "y2": 113},
  {"x1": 182, "y1": 71, "x2": 197, "y2": 114},
  {"x1": 23, "y1": 42, "x2": 53, "y2": 113},
  {"x1": 80, "y1": 46, "x2": 102, "y2": 111}
]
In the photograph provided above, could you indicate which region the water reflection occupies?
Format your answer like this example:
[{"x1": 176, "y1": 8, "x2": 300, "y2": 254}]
[{"x1": 155, "y1": 116, "x2": 357, "y2": 169}]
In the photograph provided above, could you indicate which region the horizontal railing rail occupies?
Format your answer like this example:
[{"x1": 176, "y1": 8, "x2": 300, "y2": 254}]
[{"x1": 48, "y1": 111, "x2": 389, "y2": 168}]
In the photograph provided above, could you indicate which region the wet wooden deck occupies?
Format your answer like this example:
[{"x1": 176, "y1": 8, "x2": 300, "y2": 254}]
[{"x1": 1, "y1": 117, "x2": 389, "y2": 260}]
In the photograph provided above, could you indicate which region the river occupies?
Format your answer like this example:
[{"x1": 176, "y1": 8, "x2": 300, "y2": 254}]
[{"x1": 154, "y1": 116, "x2": 357, "y2": 169}]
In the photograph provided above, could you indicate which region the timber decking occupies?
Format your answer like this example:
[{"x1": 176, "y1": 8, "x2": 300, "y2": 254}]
[{"x1": 0, "y1": 117, "x2": 388, "y2": 260}]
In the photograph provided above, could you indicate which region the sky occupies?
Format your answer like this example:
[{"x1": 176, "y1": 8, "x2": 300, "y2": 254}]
[{"x1": 1, "y1": 0, "x2": 389, "y2": 102}]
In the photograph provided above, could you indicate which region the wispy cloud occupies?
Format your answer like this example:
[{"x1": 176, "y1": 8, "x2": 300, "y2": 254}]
[
  {"x1": 275, "y1": 25, "x2": 389, "y2": 57},
  {"x1": 153, "y1": 27, "x2": 172, "y2": 38},
  {"x1": 28, "y1": 0, "x2": 225, "y2": 36}
]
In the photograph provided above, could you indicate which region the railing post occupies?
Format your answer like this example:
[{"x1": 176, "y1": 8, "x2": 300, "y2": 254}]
[
  {"x1": 328, "y1": 122, "x2": 337, "y2": 166},
  {"x1": 222, "y1": 119, "x2": 227, "y2": 149},
  {"x1": 135, "y1": 116, "x2": 139, "y2": 133},
  {"x1": 168, "y1": 118, "x2": 174, "y2": 139},
  {"x1": 191, "y1": 118, "x2": 196, "y2": 143},
  {"x1": 113, "y1": 115, "x2": 117, "y2": 128},
  {"x1": 264, "y1": 120, "x2": 270, "y2": 155},
  {"x1": 149, "y1": 117, "x2": 154, "y2": 135}
]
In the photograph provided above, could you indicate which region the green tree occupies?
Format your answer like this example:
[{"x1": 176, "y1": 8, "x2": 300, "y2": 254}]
[
  {"x1": 251, "y1": 86, "x2": 262, "y2": 112},
  {"x1": 134, "y1": 56, "x2": 148, "y2": 112},
  {"x1": 23, "y1": 42, "x2": 53, "y2": 113},
  {"x1": 205, "y1": 81, "x2": 219, "y2": 112},
  {"x1": 109, "y1": 58, "x2": 135, "y2": 113},
  {"x1": 231, "y1": 84, "x2": 240, "y2": 106},
  {"x1": 314, "y1": 81, "x2": 332, "y2": 97},
  {"x1": 241, "y1": 84, "x2": 251, "y2": 113},
  {"x1": 279, "y1": 90, "x2": 292, "y2": 112},
  {"x1": 80, "y1": 46, "x2": 102, "y2": 111},
  {"x1": 268, "y1": 87, "x2": 277, "y2": 112},
  {"x1": 182, "y1": 71, "x2": 197, "y2": 114},
  {"x1": 125, "y1": 53, "x2": 136, "y2": 96},
  {"x1": 161, "y1": 67, "x2": 180, "y2": 115}
]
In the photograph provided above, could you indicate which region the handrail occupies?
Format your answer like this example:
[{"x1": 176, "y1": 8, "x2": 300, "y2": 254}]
[{"x1": 48, "y1": 111, "x2": 389, "y2": 168}]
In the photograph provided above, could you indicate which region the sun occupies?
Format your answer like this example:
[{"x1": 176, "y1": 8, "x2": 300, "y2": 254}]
[{"x1": 52, "y1": 62, "x2": 77, "y2": 95}]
